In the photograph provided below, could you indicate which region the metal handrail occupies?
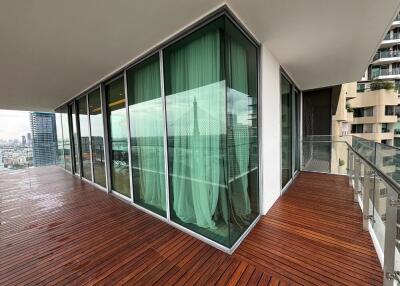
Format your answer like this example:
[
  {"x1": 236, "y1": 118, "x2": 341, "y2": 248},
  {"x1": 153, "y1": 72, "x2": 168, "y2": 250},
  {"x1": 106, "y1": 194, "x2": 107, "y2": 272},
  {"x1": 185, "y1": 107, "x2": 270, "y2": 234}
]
[{"x1": 302, "y1": 136, "x2": 400, "y2": 195}]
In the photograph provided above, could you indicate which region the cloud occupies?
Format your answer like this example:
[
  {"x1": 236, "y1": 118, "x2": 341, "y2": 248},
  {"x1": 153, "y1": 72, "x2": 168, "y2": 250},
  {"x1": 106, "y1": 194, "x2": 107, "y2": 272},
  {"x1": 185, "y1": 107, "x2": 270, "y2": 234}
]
[{"x1": 0, "y1": 109, "x2": 31, "y2": 140}]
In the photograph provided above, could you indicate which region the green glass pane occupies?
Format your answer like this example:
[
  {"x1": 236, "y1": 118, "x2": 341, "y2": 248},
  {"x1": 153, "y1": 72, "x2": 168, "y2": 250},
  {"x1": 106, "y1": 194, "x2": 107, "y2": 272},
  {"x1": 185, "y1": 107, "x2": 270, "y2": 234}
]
[
  {"x1": 78, "y1": 96, "x2": 92, "y2": 180},
  {"x1": 127, "y1": 55, "x2": 166, "y2": 216},
  {"x1": 106, "y1": 77, "x2": 130, "y2": 197},
  {"x1": 281, "y1": 75, "x2": 292, "y2": 187},
  {"x1": 164, "y1": 17, "x2": 230, "y2": 246},
  {"x1": 225, "y1": 18, "x2": 259, "y2": 245},
  {"x1": 70, "y1": 103, "x2": 80, "y2": 175},
  {"x1": 61, "y1": 106, "x2": 71, "y2": 171},
  {"x1": 55, "y1": 111, "x2": 65, "y2": 167},
  {"x1": 89, "y1": 89, "x2": 106, "y2": 187}
]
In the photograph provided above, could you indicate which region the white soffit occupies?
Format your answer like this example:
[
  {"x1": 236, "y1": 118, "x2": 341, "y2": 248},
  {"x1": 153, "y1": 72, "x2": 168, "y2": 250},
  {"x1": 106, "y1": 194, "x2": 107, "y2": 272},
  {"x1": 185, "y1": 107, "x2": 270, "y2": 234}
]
[{"x1": 0, "y1": 0, "x2": 399, "y2": 111}]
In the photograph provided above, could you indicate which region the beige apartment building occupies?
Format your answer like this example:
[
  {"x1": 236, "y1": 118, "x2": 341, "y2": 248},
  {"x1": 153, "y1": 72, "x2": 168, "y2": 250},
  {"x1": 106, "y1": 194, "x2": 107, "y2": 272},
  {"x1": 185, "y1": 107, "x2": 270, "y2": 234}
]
[{"x1": 333, "y1": 82, "x2": 398, "y2": 145}]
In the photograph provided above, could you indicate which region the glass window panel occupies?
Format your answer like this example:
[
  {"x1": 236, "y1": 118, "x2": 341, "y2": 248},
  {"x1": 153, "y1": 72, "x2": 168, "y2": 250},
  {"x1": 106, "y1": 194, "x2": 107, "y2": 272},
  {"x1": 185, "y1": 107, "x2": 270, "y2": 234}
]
[
  {"x1": 89, "y1": 88, "x2": 106, "y2": 187},
  {"x1": 281, "y1": 75, "x2": 292, "y2": 187},
  {"x1": 127, "y1": 55, "x2": 166, "y2": 216},
  {"x1": 55, "y1": 109, "x2": 65, "y2": 168},
  {"x1": 294, "y1": 89, "x2": 300, "y2": 172},
  {"x1": 106, "y1": 77, "x2": 130, "y2": 198},
  {"x1": 164, "y1": 18, "x2": 231, "y2": 246},
  {"x1": 61, "y1": 105, "x2": 72, "y2": 171},
  {"x1": 78, "y1": 96, "x2": 92, "y2": 180},
  {"x1": 70, "y1": 103, "x2": 80, "y2": 175},
  {"x1": 225, "y1": 18, "x2": 259, "y2": 245}
]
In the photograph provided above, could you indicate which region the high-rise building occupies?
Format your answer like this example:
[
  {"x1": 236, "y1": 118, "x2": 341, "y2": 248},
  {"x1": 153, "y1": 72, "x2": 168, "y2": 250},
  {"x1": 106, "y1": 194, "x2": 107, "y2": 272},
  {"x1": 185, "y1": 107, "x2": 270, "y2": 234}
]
[
  {"x1": 21, "y1": 135, "x2": 26, "y2": 146},
  {"x1": 26, "y1": 132, "x2": 31, "y2": 145},
  {"x1": 30, "y1": 112, "x2": 57, "y2": 167},
  {"x1": 358, "y1": 12, "x2": 400, "y2": 89}
]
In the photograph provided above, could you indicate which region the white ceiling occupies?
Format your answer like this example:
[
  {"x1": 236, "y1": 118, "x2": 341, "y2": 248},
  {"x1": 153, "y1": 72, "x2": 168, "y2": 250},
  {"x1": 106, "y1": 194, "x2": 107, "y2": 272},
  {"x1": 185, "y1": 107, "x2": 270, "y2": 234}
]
[{"x1": 0, "y1": 0, "x2": 399, "y2": 111}]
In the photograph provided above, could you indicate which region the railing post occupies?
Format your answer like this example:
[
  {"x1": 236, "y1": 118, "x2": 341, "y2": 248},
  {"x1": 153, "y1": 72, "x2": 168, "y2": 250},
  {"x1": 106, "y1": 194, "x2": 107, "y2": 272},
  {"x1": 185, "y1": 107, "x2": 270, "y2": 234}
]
[
  {"x1": 383, "y1": 188, "x2": 399, "y2": 286},
  {"x1": 354, "y1": 157, "x2": 361, "y2": 203},
  {"x1": 362, "y1": 166, "x2": 371, "y2": 231}
]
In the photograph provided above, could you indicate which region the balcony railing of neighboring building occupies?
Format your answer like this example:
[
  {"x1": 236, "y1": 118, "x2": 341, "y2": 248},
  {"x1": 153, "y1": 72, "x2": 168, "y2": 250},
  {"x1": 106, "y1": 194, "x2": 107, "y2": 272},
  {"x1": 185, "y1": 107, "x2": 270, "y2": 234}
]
[
  {"x1": 373, "y1": 49, "x2": 400, "y2": 61},
  {"x1": 372, "y1": 68, "x2": 400, "y2": 79},
  {"x1": 301, "y1": 135, "x2": 400, "y2": 284}
]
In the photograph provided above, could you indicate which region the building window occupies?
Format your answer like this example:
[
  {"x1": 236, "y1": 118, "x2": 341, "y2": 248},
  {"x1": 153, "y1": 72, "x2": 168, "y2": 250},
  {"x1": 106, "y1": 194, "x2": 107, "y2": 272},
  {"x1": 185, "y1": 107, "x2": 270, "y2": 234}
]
[
  {"x1": 127, "y1": 54, "x2": 166, "y2": 217},
  {"x1": 78, "y1": 96, "x2": 92, "y2": 180},
  {"x1": 351, "y1": 124, "x2": 363, "y2": 133},
  {"x1": 88, "y1": 88, "x2": 107, "y2": 187},
  {"x1": 163, "y1": 16, "x2": 259, "y2": 247},
  {"x1": 106, "y1": 76, "x2": 130, "y2": 198},
  {"x1": 382, "y1": 123, "x2": 390, "y2": 133}
]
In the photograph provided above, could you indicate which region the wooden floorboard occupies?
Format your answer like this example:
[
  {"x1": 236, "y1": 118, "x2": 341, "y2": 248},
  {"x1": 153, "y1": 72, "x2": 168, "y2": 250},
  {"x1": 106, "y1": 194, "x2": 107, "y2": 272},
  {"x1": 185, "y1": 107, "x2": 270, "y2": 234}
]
[{"x1": 0, "y1": 167, "x2": 382, "y2": 285}]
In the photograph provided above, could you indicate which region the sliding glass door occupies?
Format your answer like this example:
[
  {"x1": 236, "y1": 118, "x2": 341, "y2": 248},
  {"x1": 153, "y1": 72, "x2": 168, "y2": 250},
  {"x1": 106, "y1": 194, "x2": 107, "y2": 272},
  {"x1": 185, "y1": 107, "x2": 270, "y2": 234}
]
[
  {"x1": 89, "y1": 88, "x2": 107, "y2": 187},
  {"x1": 127, "y1": 55, "x2": 166, "y2": 216},
  {"x1": 281, "y1": 73, "x2": 301, "y2": 189},
  {"x1": 106, "y1": 76, "x2": 130, "y2": 198},
  {"x1": 281, "y1": 75, "x2": 292, "y2": 188},
  {"x1": 70, "y1": 102, "x2": 80, "y2": 175},
  {"x1": 78, "y1": 96, "x2": 92, "y2": 180},
  {"x1": 55, "y1": 109, "x2": 65, "y2": 168},
  {"x1": 61, "y1": 106, "x2": 72, "y2": 171}
]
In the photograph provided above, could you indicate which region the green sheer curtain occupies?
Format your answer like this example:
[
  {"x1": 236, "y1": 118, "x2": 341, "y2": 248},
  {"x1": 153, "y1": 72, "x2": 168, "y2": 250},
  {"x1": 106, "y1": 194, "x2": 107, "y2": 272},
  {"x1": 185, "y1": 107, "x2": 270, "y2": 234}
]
[
  {"x1": 128, "y1": 56, "x2": 166, "y2": 214},
  {"x1": 166, "y1": 29, "x2": 227, "y2": 229},
  {"x1": 227, "y1": 39, "x2": 251, "y2": 218}
]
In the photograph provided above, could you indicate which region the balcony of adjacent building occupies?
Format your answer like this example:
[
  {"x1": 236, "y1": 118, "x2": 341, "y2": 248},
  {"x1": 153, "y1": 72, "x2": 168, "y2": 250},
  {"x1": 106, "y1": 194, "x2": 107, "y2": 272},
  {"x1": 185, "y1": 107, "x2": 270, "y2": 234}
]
[
  {"x1": 372, "y1": 49, "x2": 400, "y2": 65},
  {"x1": 372, "y1": 67, "x2": 400, "y2": 80}
]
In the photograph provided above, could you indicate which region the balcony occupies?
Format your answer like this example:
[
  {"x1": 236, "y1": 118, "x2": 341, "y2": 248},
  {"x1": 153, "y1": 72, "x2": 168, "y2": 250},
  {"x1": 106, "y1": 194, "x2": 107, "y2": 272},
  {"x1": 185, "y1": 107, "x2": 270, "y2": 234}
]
[
  {"x1": 0, "y1": 156, "x2": 385, "y2": 285},
  {"x1": 372, "y1": 68, "x2": 400, "y2": 80},
  {"x1": 380, "y1": 33, "x2": 400, "y2": 48},
  {"x1": 372, "y1": 49, "x2": 400, "y2": 65}
]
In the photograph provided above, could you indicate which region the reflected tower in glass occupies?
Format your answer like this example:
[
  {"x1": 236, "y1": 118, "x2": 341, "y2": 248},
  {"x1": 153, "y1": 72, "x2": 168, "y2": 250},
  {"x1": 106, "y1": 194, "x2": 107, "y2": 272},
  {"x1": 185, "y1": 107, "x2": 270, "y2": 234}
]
[{"x1": 163, "y1": 16, "x2": 259, "y2": 247}]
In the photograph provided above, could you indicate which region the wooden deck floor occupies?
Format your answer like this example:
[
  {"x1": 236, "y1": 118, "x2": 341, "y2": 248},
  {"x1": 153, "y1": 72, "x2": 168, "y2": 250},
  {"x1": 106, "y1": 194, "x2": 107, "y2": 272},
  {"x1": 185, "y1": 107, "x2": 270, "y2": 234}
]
[{"x1": 0, "y1": 167, "x2": 382, "y2": 285}]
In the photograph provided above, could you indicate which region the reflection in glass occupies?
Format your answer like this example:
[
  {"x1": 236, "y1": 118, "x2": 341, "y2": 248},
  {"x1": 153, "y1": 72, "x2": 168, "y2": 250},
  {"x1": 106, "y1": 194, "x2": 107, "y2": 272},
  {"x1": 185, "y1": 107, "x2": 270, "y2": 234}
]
[
  {"x1": 106, "y1": 77, "x2": 130, "y2": 197},
  {"x1": 127, "y1": 55, "x2": 166, "y2": 216},
  {"x1": 164, "y1": 19, "x2": 230, "y2": 246},
  {"x1": 78, "y1": 96, "x2": 92, "y2": 180},
  {"x1": 61, "y1": 106, "x2": 72, "y2": 171},
  {"x1": 281, "y1": 75, "x2": 292, "y2": 187},
  {"x1": 55, "y1": 109, "x2": 65, "y2": 167},
  {"x1": 70, "y1": 103, "x2": 80, "y2": 175},
  {"x1": 225, "y1": 18, "x2": 259, "y2": 244},
  {"x1": 89, "y1": 89, "x2": 106, "y2": 187}
]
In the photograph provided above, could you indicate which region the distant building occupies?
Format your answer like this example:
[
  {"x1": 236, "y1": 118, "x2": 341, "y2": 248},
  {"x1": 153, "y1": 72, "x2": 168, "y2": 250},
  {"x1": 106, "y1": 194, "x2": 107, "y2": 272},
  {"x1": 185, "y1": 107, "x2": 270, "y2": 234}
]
[
  {"x1": 21, "y1": 135, "x2": 26, "y2": 146},
  {"x1": 27, "y1": 132, "x2": 32, "y2": 145},
  {"x1": 30, "y1": 112, "x2": 57, "y2": 167}
]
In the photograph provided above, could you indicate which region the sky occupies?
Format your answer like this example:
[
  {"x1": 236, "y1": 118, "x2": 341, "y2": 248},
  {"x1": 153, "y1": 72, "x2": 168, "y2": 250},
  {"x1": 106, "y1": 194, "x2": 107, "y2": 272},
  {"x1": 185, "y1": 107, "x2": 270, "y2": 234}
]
[{"x1": 0, "y1": 109, "x2": 31, "y2": 141}]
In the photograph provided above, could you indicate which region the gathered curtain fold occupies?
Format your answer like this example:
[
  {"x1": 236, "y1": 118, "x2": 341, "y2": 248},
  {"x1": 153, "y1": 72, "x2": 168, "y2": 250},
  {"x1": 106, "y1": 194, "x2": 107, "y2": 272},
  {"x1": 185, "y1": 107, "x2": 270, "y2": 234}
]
[
  {"x1": 167, "y1": 30, "x2": 225, "y2": 229},
  {"x1": 129, "y1": 58, "x2": 166, "y2": 211}
]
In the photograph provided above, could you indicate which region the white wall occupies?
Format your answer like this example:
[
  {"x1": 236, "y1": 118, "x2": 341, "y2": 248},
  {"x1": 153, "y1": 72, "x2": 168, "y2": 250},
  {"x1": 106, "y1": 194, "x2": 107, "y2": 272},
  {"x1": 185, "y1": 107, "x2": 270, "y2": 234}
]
[{"x1": 260, "y1": 44, "x2": 282, "y2": 214}]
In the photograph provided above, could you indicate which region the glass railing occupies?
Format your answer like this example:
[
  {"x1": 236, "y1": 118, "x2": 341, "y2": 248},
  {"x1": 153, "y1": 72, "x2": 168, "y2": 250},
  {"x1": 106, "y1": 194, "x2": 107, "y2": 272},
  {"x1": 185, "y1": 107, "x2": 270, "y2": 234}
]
[
  {"x1": 374, "y1": 50, "x2": 400, "y2": 61},
  {"x1": 301, "y1": 135, "x2": 400, "y2": 285},
  {"x1": 372, "y1": 68, "x2": 400, "y2": 78}
]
